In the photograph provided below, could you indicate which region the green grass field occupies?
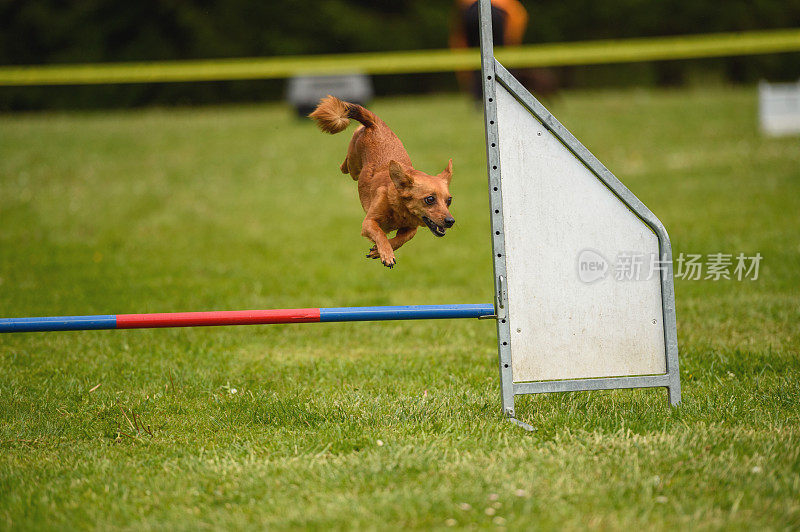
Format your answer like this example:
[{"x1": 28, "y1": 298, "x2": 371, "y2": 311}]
[{"x1": 1, "y1": 87, "x2": 799, "y2": 530}]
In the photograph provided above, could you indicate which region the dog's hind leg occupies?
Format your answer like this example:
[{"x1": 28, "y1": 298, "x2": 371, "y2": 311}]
[{"x1": 342, "y1": 126, "x2": 365, "y2": 181}]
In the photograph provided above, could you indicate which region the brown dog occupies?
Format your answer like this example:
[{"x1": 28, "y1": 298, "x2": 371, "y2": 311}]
[{"x1": 309, "y1": 95, "x2": 455, "y2": 268}]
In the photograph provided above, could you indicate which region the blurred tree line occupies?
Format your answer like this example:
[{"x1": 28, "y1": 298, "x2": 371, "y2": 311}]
[{"x1": 1, "y1": 0, "x2": 799, "y2": 109}]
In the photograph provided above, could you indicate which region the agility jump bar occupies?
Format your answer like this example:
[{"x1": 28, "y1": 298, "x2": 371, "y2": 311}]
[{"x1": 0, "y1": 304, "x2": 495, "y2": 333}]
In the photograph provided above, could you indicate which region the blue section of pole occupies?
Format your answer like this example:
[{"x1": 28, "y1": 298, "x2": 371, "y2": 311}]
[
  {"x1": 0, "y1": 315, "x2": 117, "y2": 333},
  {"x1": 319, "y1": 304, "x2": 494, "y2": 322}
]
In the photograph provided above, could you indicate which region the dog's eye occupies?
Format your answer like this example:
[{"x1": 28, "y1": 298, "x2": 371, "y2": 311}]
[
  {"x1": 424, "y1": 195, "x2": 436, "y2": 205},
  {"x1": 446, "y1": 197, "x2": 452, "y2": 206}
]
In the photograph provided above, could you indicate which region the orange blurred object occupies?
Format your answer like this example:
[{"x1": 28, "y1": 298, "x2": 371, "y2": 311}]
[
  {"x1": 450, "y1": 0, "x2": 529, "y2": 96},
  {"x1": 450, "y1": 0, "x2": 529, "y2": 49}
]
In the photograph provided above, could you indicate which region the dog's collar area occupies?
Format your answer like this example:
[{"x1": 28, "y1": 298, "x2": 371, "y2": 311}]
[{"x1": 422, "y1": 216, "x2": 447, "y2": 237}]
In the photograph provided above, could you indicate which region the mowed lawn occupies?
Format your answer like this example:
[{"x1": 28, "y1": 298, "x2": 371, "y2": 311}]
[{"x1": 1, "y1": 87, "x2": 798, "y2": 530}]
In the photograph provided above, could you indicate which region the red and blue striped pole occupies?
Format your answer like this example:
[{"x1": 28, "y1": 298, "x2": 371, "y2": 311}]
[{"x1": 0, "y1": 304, "x2": 495, "y2": 333}]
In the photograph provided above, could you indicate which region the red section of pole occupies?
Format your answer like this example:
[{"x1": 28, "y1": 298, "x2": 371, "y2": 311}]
[{"x1": 116, "y1": 308, "x2": 321, "y2": 329}]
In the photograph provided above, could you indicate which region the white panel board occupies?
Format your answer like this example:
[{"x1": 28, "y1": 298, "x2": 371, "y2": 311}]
[
  {"x1": 496, "y1": 85, "x2": 666, "y2": 382},
  {"x1": 759, "y1": 80, "x2": 800, "y2": 136}
]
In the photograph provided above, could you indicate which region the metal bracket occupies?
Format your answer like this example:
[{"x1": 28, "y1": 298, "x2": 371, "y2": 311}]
[{"x1": 496, "y1": 275, "x2": 508, "y2": 320}]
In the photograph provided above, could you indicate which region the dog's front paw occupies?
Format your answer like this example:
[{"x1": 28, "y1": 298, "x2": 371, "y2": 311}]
[
  {"x1": 379, "y1": 249, "x2": 396, "y2": 269},
  {"x1": 366, "y1": 245, "x2": 380, "y2": 259}
]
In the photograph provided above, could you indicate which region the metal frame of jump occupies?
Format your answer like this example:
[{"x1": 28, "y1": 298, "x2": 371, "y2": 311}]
[
  {"x1": 0, "y1": 0, "x2": 680, "y2": 428},
  {"x1": 478, "y1": 0, "x2": 680, "y2": 422}
]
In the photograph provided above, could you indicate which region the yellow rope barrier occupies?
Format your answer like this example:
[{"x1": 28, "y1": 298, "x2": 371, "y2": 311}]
[{"x1": 1, "y1": 28, "x2": 799, "y2": 86}]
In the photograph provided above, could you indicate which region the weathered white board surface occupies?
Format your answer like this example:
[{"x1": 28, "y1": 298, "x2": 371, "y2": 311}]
[{"x1": 496, "y1": 85, "x2": 667, "y2": 382}]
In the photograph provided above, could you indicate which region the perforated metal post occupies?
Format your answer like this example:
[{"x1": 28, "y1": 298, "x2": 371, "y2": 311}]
[{"x1": 478, "y1": 0, "x2": 516, "y2": 420}]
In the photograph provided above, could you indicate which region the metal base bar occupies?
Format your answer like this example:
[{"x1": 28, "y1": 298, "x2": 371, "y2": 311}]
[
  {"x1": 0, "y1": 304, "x2": 495, "y2": 333},
  {"x1": 513, "y1": 374, "x2": 670, "y2": 395}
]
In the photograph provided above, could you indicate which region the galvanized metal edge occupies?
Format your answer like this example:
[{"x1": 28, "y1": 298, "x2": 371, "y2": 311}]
[
  {"x1": 514, "y1": 375, "x2": 670, "y2": 395},
  {"x1": 491, "y1": 60, "x2": 681, "y2": 405},
  {"x1": 478, "y1": 0, "x2": 515, "y2": 417}
]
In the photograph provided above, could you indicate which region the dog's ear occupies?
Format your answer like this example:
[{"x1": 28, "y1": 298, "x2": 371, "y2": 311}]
[
  {"x1": 439, "y1": 159, "x2": 453, "y2": 184},
  {"x1": 389, "y1": 160, "x2": 414, "y2": 190}
]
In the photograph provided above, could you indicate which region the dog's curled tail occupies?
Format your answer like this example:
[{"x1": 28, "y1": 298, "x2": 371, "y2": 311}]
[{"x1": 309, "y1": 95, "x2": 378, "y2": 134}]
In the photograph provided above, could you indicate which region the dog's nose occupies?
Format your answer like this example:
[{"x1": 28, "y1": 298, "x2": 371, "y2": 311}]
[{"x1": 444, "y1": 217, "x2": 455, "y2": 228}]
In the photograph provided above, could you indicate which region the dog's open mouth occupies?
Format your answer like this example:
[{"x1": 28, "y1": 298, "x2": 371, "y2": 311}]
[{"x1": 422, "y1": 216, "x2": 447, "y2": 237}]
